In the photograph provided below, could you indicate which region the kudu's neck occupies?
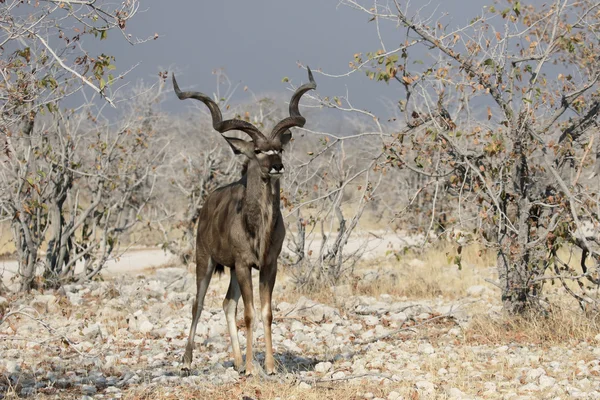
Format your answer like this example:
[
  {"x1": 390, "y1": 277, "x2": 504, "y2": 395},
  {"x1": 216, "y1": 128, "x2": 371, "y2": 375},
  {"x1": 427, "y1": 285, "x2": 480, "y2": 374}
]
[{"x1": 243, "y1": 160, "x2": 280, "y2": 228}]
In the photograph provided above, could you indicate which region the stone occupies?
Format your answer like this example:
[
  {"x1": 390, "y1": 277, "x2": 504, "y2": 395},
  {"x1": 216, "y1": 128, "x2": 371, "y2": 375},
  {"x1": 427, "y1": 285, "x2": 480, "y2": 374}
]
[
  {"x1": 0, "y1": 296, "x2": 8, "y2": 310},
  {"x1": 67, "y1": 292, "x2": 83, "y2": 306},
  {"x1": 284, "y1": 296, "x2": 340, "y2": 323},
  {"x1": 448, "y1": 388, "x2": 466, "y2": 398},
  {"x1": 526, "y1": 367, "x2": 546, "y2": 382},
  {"x1": 418, "y1": 343, "x2": 435, "y2": 355},
  {"x1": 5, "y1": 360, "x2": 21, "y2": 374},
  {"x1": 82, "y1": 323, "x2": 102, "y2": 339},
  {"x1": 521, "y1": 383, "x2": 540, "y2": 392},
  {"x1": 31, "y1": 294, "x2": 57, "y2": 313},
  {"x1": 81, "y1": 385, "x2": 97, "y2": 395},
  {"x1": 332, "y1": 371, "x2": 346, "y2": 379},
  {"x1": 315, "y1": 361, "x2": 333, "y2": 373},
  {"x1": 448, "y1": 328, "x2": 461, "y2": 337},
  {"x1": 389, "y1": 312, "x2": 407, "y2": 322},
  {"x1": 539, "y1": 375, "x2": 556, "y2": 390},
  {"x1": 416, "y1": 381, "x2": 435, "y2": 392},
  {"x1": 104, "y1": 355, "x2": 119, "y2": 369},
  {"x1": 298, "y1": 381, "x2": 311, "y2": 390},
  {"x1": 128, "y1": 312, "x2": 154, "y2": 333},
  {"x1": 387, "y1": 391, "x2": 402, "y2": 400}
]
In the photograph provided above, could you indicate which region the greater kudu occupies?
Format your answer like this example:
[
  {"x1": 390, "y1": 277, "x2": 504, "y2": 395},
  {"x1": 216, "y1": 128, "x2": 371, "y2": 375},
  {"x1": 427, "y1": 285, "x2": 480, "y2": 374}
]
[{"x1": 172, "y1": 68, "x2": 316, "y2": 375}]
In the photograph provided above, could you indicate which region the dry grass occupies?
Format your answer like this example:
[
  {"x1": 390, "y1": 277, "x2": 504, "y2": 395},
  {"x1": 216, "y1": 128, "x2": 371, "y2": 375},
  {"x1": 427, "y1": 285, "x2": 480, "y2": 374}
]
[
  {"x1": 123, "y1": 379, "x2": 393, "y2": 400},
  {"x1": 280, "y1": 242, "x2": 495, "y2": 304},
  {"x1": 466, "y1": 304, "x2": 600, "y2": 345}
]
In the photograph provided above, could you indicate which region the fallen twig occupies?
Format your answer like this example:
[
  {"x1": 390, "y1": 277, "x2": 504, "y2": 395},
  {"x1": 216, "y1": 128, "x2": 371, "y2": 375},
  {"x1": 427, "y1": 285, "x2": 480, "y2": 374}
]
[{"x1": 0, "y1": 307, "x2": 98, "y2": 359}]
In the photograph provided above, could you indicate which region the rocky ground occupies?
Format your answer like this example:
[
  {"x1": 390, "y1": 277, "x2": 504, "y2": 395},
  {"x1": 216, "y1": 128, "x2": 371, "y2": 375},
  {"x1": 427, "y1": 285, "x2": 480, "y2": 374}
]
[{"x1": 1, "y1": 262, "x2": 600, "y2": 399}]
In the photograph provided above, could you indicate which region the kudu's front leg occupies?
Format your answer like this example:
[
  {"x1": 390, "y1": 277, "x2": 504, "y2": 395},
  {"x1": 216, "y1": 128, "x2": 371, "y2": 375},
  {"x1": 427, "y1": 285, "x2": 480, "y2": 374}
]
[
  {"x1": 223, "y1": 271, "x2": 243, "y2": 371},
  {"x1": 259, "y1": 263, "x2": 277, "y2": 375},
  {"x1": 182, "y1": 257, "x2": 215, "y2": 371},
  {"x1": 235, "y1": 263, "x2": 255, "y2": 375}
]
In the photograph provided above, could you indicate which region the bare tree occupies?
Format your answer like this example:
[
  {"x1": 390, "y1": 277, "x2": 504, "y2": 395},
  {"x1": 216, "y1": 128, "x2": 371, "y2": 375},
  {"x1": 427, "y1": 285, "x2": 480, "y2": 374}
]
[
  {"x1": 1, "y1": 82, "x2": 166, "y2": 290},
  {"x1": 335, "y1": 0, "x2": 600, "y2": 313},
  {"x1": 0, "y1": 0, "x2": 157, "y2": 291}
]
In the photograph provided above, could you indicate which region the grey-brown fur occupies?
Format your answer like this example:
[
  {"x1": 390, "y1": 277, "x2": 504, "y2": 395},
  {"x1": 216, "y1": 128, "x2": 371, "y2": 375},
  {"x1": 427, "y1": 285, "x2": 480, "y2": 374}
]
[{"x1": 172, "y1": 68, "x2": 316, "y2": 374}]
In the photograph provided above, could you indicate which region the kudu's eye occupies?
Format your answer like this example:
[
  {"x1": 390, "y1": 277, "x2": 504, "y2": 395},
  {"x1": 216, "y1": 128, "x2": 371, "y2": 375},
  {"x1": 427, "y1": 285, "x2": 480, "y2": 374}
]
[{"x1": 254, "y1": 149, "x2": 261, "y2": 154}]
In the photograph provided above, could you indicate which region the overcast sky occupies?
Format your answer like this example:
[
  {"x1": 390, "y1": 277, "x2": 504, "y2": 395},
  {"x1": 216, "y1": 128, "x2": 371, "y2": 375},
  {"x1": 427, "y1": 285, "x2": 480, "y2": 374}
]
[{"x1": 97, "y1": 0, "x2": 496, "y2": 118}]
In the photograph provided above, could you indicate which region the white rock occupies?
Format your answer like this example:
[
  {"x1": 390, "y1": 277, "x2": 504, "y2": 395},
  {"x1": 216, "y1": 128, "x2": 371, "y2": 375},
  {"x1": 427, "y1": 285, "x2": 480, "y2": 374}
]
[
  {"x1": 521, "y1": 383, "x2": 540, "y2": 392},
  {"x1": 332, "y1": 371, "x2": 346, "y2": 379},
  {"x1": 82, "y1": 323, "x2": 102, "y2": 339},
  {"x1": 448, "y1": 388, "x2": 465, "y2": 398},
  {"x1": 415, "y1": 313, "x2": 431, "y2": 320},
  {"x1": 539, "y1": 375, "x2": 556, "y2": 390},
  {"x1": 387, "y1": 391, "x2": 401, "y2": 400},
  {"x1": 67, "y1": 292, "x2": 83, "y2": 305},
  {"x1": 375, "y1": 325, "x2": 389, "y2": 336},
  {"x1": 165, "y1": 329, "x2": 180, "y2": 339},
  {"x1": 360, "y1": 330, "x2": 375, "y2": 341},
  {"x1": 5, "y1": 360, "x2": 20, "y2": 374},
  {"x1": 167, "y1": 292, "x2": 190, "y2": 303},
  {"x1": 282, "y1": 339, "x2": 302, "y2": 353},
  {"x1": 285, "y1": 296, "x2": 340, "y2": 323},
  {"x1": 315, "y1": 362, "x2": 333, "y2": 373},
  {"x1": 298, "y1": 381, "x2": 311, "y2": 390},
  {"x1": 526, "y1": 367, "x2": 546, "y2": 382},
  {"x1": 31, "y1": 294, "x2": 57, "y2": 312},
  {"x1": 389, "y1": 312, "x2": 407, "y2": 322},
  {"x1": 139, "y1": 320, "x2": 154, "y2": 333},
  {"x1": 416, "y1": 381, "x2": 435, "y2": 392},
  {"x1": 418, "y1": 343, "x2": 435, "y2": 355},
  {"x1": 577, "y1": 378, "x2": 591, "y2": 390},
  {"x1": 448, "y1": 328, "x2": 461, "y2": 337},
  {"x1": 128, "y1": 312, "x2": 154, "y2": 333},
  {"x1": 364, "y1": 315, "x2": 379, "y2": 326}
]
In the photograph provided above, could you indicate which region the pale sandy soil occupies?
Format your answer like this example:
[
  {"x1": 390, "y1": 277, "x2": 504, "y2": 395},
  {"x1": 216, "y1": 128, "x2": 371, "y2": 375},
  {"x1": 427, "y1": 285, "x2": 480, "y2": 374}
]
[{"x1": 0, "y1": 230, "x2": 419, "y2": 286}]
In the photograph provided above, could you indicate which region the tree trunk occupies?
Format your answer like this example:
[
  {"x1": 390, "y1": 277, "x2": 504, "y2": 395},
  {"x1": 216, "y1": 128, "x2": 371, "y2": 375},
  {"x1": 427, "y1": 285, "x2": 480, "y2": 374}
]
[
  {"x1": 497, "y1": 247, "x2": 534, "y2": 314},
  {"x1": 496, "y1": 207, "x2": 542, "y2": 314},
  {"x1": 14, "y1": 219, "x2": 38, "y2": 292}
]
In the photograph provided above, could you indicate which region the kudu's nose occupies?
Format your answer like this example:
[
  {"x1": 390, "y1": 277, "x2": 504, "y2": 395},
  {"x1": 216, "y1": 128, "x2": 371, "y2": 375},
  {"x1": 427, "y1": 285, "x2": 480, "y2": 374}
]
[{"x1": 270, "y1": 163, "x2": 284, "y2": 174}]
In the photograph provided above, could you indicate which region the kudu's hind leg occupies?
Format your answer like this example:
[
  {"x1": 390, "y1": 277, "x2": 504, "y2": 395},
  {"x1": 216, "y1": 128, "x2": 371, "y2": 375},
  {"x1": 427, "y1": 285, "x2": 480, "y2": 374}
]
[
  {"x1": 260, "y1": 263, "x2": 277, "y2": 374},
  {"x1": 182, "y1": 257, "x2": 215, "y2": 371},
  {"x1": 235, "y1": 264, "x2": 255, "y2": 375},
  {"x1": 223, "y1": 270, "x2": 243, "y2": 371}
]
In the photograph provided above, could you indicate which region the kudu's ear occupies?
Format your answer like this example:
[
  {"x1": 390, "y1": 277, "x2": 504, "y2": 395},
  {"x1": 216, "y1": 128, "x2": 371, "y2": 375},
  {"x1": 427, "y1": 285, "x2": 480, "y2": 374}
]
[
  {"x1": 280, "y1": 130, "x2": 292, "y2": 147},
  {"x1": 223, "y1": 136, "x2": 255, "y2": 157}
]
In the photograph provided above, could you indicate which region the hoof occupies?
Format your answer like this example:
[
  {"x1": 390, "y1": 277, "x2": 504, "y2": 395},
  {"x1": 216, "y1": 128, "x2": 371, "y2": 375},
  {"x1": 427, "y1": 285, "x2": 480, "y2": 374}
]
[{"x1": 244, "y1": 366, "x2": 256, "y2": 377}]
